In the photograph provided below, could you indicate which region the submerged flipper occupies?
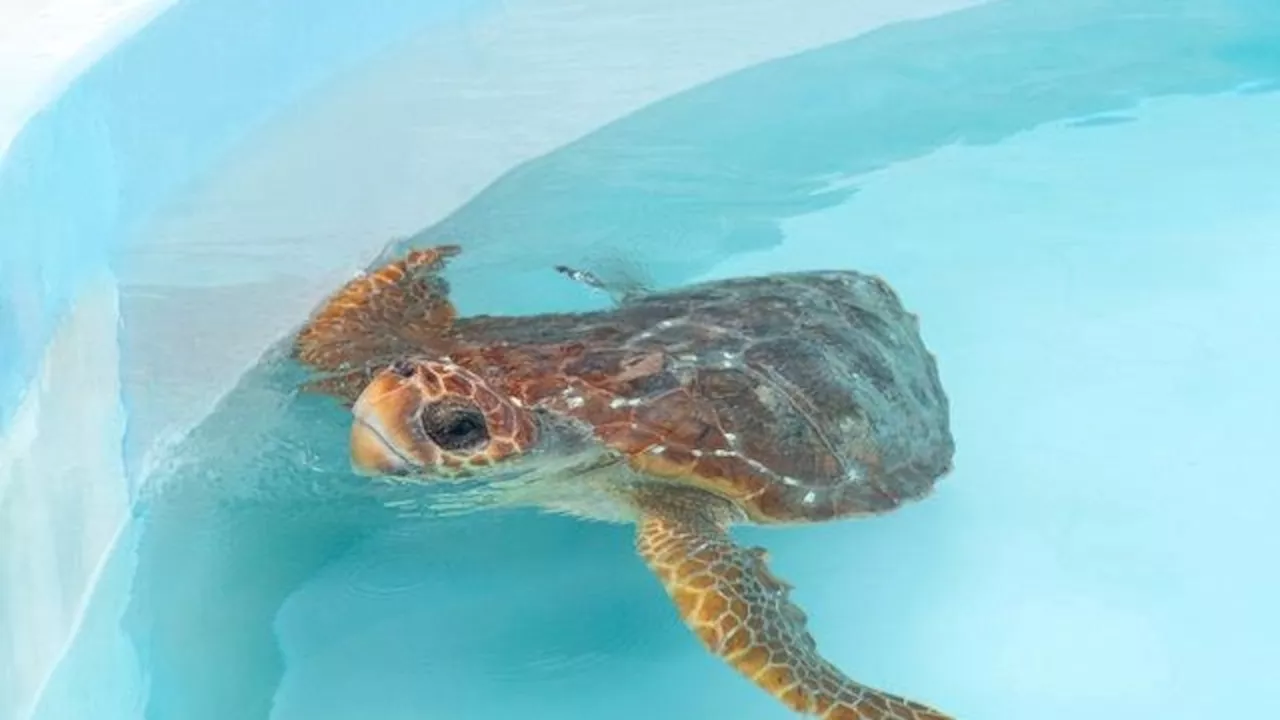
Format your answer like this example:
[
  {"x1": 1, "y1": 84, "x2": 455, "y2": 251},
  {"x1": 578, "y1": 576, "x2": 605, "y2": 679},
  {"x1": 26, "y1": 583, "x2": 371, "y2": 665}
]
[
  {"x1": 294, "y1": 244, "x2": 460, "y2": 402},
  {"x1": 554, "y1": 262, "x2": 651, "y2": 306},
  {"x1": 636, "y1": 497, "x2": 953, "y2": 719}
]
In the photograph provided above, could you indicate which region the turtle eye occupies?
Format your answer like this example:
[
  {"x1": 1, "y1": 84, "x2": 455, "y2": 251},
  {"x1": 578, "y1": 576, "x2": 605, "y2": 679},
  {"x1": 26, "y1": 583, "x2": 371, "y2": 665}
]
[
  {"x1": 420, "y1": 402, "x2": 489, "y2": 451},
  {"x1": 389, "y1": 360, "x2": 416, "y2": 378}
]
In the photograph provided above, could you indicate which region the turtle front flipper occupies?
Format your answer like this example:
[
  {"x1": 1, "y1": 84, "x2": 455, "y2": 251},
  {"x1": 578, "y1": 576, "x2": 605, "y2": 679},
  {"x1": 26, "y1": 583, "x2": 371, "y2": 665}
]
[
  {"x1": 636, "y1": 498, "x2": 953, "y2": 720},
  {"x1": 294, "y1": 245, "x2": 461, "y2": 402}
]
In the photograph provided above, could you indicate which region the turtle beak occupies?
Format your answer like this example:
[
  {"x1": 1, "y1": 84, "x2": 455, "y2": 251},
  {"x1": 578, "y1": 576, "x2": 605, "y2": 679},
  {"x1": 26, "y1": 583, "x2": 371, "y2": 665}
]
[
  {"x1": 349, "y1": 374, "x2": 420, "y2": 477},
  {"x1": 350, "y1": 418, "x2": 412, "y2": 476}
]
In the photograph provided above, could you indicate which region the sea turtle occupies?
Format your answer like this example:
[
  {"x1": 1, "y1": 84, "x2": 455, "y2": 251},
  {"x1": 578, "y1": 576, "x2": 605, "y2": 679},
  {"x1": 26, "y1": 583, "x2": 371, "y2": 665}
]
[{"x1": 293, "y1": 245, "x2": 956, "y2": 719}]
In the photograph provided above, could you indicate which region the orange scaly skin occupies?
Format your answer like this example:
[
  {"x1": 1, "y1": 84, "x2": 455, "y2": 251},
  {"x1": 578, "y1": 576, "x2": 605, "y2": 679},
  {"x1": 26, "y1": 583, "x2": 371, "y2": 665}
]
[
  {"x1": 294, "y1": 245, "x2": 460, "y2": 401},
  {"x1": 638, "y1": 505, "x2": 952, "y2": 720}
]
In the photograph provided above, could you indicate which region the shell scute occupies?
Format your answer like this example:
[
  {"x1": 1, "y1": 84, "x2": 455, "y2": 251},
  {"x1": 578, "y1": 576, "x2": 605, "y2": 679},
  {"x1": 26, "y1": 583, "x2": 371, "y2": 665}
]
[
  {"x1": 693, "y1": 454, "x2": 771, "y2": 497},
  {"x1": 578, "y1": 272, "x2": 950, "y2": 522},
  {"x1": 628, "y1": 391, "x2": 714, "y2": 446},
  {"x1": 563, "y1": 348, "x2": 678, "y2": 399},
  {"x1": 596, "y1": 421, "x2": 665, "y2": 456},
  {"x1": 693, "y1": 362, "x2": 847, "y2": 493}
]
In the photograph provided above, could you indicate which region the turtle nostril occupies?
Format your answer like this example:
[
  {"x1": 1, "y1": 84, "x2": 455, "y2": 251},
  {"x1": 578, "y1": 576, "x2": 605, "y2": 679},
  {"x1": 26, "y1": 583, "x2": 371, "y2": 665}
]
[{"x1": 389, "y1": 360, "x2": 416, "y2": 378}]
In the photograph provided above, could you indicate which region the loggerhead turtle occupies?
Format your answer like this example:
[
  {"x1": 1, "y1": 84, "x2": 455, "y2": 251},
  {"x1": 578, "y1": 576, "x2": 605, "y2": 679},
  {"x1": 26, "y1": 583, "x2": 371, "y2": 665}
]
[{"x1": 293, "y1": 245, "x2": 956, "y2": 719}]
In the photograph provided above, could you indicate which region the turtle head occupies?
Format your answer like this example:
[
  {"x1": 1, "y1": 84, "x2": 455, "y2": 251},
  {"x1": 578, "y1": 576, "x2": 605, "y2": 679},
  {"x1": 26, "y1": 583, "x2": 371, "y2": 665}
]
[{"x1": 349, "y1": 357, "x2": 551, "y2": 481}]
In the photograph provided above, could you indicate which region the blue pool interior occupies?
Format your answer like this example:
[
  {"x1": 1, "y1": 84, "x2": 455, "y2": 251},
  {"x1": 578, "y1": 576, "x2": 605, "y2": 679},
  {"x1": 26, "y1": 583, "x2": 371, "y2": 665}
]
[{"x1": 3, "y1": 0, "x2": 1280, "y2": 718}]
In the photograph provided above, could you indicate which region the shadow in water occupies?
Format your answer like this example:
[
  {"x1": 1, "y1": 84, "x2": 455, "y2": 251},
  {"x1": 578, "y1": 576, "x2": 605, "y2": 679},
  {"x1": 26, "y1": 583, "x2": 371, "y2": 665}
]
[{"x1": 115, "y1": 0, "x2": 1280, "y2": 718}]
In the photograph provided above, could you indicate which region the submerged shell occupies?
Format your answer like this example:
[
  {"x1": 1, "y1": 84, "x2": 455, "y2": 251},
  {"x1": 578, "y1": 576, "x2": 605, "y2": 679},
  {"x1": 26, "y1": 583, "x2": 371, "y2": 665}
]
[{"x1": 446, "y1": 270, "x2": 953, "y2": 524}]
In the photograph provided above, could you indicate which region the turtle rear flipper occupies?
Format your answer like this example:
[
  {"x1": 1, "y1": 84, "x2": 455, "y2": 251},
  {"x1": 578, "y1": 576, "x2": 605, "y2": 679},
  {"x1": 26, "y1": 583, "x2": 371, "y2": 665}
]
[
  {"x1": 554, "y1": 261, "x2": 652, "y2": 306},
  {"x1": 636, "y1": 495, "x2": 954, "y2": 720},
  {"x1": 294, "y1": 244, "x2": 460, "y2": 402}
]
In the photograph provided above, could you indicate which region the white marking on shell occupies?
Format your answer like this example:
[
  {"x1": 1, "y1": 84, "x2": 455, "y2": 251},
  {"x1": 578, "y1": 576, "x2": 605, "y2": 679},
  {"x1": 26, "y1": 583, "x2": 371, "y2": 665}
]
[
  {"x1": 565, "y1": 396, "x2": 585, "y2": 409},
  {"x1": 723, "y1": 432, "x2": 738, "y2": 444},
  {"x1": 690, "y1": 449, "x2": 703, "y2": 458},
  {"x1": 649, "y1": 445, "x2": 666, "y2": 454},
  {"x1": 658, "y1": 319, "x2": 678, "y2": 329},
  {"x1": 509, "y1": 396, "x2": 524, "y2": 408},
  {"x1": 712, "y1": 449, "x2": 737, "y2": 458},
  {"x1": 782, "y1": 476, "x2": 800, "y2": 486},
  {"x1": 803, "y1": 491, "x2": 817, "y2": 504}
]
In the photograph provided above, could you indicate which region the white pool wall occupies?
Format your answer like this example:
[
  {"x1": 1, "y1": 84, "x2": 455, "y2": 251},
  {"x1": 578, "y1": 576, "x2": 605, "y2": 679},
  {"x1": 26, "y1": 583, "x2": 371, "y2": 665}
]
[
  {"x1": 1, "y1": 3, "x2": 166, "y2": 714},
  {"x1": 0, "y1": 274, "x2": 129, "y2": 720},
  {"x1": 0, "y1": 0, "x2": 173, "y2": 157}
]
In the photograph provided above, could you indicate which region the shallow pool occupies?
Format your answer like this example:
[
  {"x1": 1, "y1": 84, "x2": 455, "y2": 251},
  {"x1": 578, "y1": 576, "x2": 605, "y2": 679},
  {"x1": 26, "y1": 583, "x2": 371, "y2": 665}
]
[{"x1": 5, "y1": 1, "x2": 1280, "y2": 719}]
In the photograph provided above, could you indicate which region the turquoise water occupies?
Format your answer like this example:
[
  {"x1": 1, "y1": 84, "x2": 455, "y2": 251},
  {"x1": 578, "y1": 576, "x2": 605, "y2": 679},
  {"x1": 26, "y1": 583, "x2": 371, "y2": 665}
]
[{"x1": 9, "y1": 0, "x2": 1280, "y2": 719}]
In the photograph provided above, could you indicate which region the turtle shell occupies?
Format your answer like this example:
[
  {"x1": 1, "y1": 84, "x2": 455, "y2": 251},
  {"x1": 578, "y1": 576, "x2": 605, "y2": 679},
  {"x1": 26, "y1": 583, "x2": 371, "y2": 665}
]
[{"x1": 446, "y1": 270, "x2": 953, "y2": 524}]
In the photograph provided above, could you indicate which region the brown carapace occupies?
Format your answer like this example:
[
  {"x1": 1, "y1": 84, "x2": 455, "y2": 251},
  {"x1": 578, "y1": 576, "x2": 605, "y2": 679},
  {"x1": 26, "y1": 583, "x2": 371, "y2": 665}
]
[{"x1": 293, "y1": 245, "x2": 957, "y2": 719}]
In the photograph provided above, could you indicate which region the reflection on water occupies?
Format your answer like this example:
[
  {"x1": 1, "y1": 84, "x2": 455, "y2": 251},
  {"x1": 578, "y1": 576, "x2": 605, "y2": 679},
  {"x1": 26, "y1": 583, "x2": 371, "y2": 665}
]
[{"x1": 46, "y1": 0, "x2": 1280, "y2": 719}]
